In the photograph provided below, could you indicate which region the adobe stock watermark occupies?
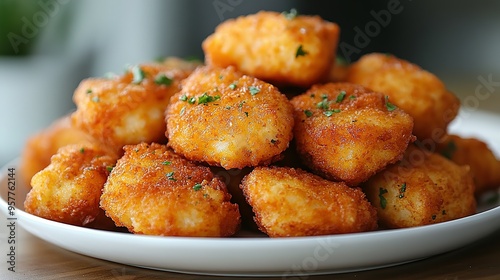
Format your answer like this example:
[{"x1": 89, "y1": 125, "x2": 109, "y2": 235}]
[
  {"x1": 6, "y1": 0, "x2": 70, "y2": 54},
  {"x1": 213, "y1": 0, "x2": 244, "y2": 21},
  {"x1": 282, "y1": 239, "x2": 340, "y2": 279},
  {"x1": 339, "y1": 0, "x2": 411, "y2": 63}
]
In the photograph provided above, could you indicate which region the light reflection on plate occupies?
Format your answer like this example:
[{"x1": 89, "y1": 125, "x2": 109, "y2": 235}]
[{"x1": 1, "y1": 109, "x2": 499, "y2": 277}]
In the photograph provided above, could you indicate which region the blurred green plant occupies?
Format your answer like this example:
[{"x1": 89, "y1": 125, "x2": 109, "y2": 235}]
[{"x1": 0, "y1": 0, "x2": 69, "y2": 56}]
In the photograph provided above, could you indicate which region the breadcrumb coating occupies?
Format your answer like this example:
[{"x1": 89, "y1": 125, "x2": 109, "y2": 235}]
[
  {"x1": 100, "y1": 143, "x2": 241, "y2": 237},
  {"x1": 240, "y1": 166, "x2": 378, "y2": 237}
]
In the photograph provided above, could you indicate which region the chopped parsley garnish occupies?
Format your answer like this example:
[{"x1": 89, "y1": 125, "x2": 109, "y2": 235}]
[
  {"x1": 198, "y1": 92, "x2": 221, "y2": 104},
  {"x1": 441, "y1": 140, "x2": 457, "y2": 159},
  {"x1": 193, "y1": 183, "x2": 202, "y2": 191},
  {"x1": 106, "y1": 166, "x2": 114, "y2": 172},
  {"x1": 323, "y1": 109, "x2": 341, "y2": 117},
  {"x1": 379, "y1": 188, "x2": 388, "y2": 209},
  {"x1": 229, "y1": 83, "x2": 237, "y2": 90},
  {"x1": 316, "y1": 98, "x2": 329, "y2": 110},
  {"x1": 295, "y1": 45, "x2": 308, "y2": 58},
  {"x1": 131, "y1": 65, "x2": 145, "y2": 84},
  {"x1": 92, "y1": 96, "x2": 100, "y2": 102},
  {"x1": 398, "y1": 183, "x2": 407, "y2": 198},
  {"x1": 304, "y1": 110, "x2": 313, "y2": 117},
  {"x1": 162, "y1": 161, "x2": 172, "y2": 165},
  {"x1": 336, "y1": 91, "x2": 346, "y2": 103},
  {"x1": 349, "y1": 95, "x2": 356, "y2": 100},
  {"x1": 188, "y1": 97, "x2": 196, "y2": 104},
  {"x1": 166, "y1": 171, "x2": 176, "y2": 181},
  {"x1": 154, "y1": 74, "x2": 173, "y2": 86},
  {"x1": 179, "y1": 94, "x2": 188, "y2": 101},
  {"x1": 282, "y1": 8, "x2": 298, "y2": 20},
  {"x1": 248, "y1": 86, "x2": 260, "y2": 95},
  {"x1": 86, "y1": 89, "x2": 92, "y2": 94},
  {"x1": 385, "y1": 96, "x2": 397, "y2": 111},
  {"x1": 79, "y1": 147, "x2": 85, "y2": 154}
]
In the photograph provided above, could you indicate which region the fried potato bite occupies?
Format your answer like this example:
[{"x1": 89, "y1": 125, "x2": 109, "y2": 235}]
[
  {"x1": 202, "y1": 10, "x2": 340, "y2": 88},
  {"x1": 165, "y1": 65, "x2": 294, "y2": 169},
  {"x1": 437, "y1": 134, "x2": 500, "y2": 195},
  {"x1": 363, "y1": 145, "x2": 476, "y2": 229},
  {"x1": 19, "y1": 114, "x2": 97, "y2": 185},
  {"x1": 24, "y1": 144, "x2": 117, "y2": 226},
  {"x1": 290, "y1": 83, "x2": 415, "y2": 186},
  {"x1": 71, "y1": 59, "x2": 195, "y2": 154},
  {"x1": 240, "y1": 166, "x2": 378, "y2": 237},
  {"x1": 100, "y1": 143, "x2": 241, "y2": 237},
  {"x1": 346, "y1": 53, "x2": 460, "y2": 141}
]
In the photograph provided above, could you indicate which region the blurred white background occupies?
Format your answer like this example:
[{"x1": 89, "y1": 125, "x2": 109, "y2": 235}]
[{"x1": 1, "y1": 0, "x2": 499, "y2": 166}]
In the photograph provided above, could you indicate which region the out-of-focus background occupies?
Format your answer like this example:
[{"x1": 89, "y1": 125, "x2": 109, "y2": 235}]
[{"x1": 1, "y1": 0, "x2": 499, "y2": 166}]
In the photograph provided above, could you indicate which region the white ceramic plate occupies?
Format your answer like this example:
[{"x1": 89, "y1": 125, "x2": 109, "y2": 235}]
[{"x1": 1, "y1": 109, "x2": 500, "y2": 277}]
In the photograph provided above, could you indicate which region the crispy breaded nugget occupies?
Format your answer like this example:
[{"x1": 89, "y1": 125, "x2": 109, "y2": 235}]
[
  {"x1": 71, "y1": 59, "x2": 195, "y2": 154},
  {"x1": 437, "y1": 134, "x2": 500, "y2": 195},
  {"x1": 290, "y1": 83, "x2": 415, "y2": 186},
  {"x1": 19, "y1": 114, "x2": 96, "y2": 185},
  {"x1": 202, "y1": 10, "x2": 340, "y2": 88},
  {"x1": 240, "y1": 166, "x2": 378, "y2": 237},
  {"x1": 24, "y1": 143, "x2": 117, "y2": 226},
  {"x1": 100, "y1": 143, "x2": 241, "y2": 237},
  {"x1": 363, "y1": 145, "x2": 476, "y2": 229},
  {"x1": 346, "y1": 53, "x2": 460, "y2": 141},
  {"x1": 165, "y1": 65, "x2": 294, "y2": 169}
]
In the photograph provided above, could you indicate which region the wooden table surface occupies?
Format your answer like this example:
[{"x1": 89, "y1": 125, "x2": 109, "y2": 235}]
[{"x1": 1, "y1": 83, "x2": 500, "y2": 280}]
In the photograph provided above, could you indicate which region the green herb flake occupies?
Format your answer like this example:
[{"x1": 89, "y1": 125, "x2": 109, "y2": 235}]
[
  {"x1": 304, "y1": 110, "x2": 313, "y2": 117},
  {"x1": 188, "y1": 97, "x2": 197, "y2": 104},
  {"x1": 131, "y1": 65, "x2": 146, "y2": 84},
  {"x1": 180, "y1": 94, "x2": 188, "y2": 102},
  {"x1": 229, "y1": 83, "x2": 237, "y2": 90},
  {"x1": 379, "y1": 188, "x2": 388, "y2": 209},
  {"x1": 79, "y1": 147, "x2": 85, "y2": 154},
  {"x1": 162, "y1": 161, "x2": 172, "y2": 165},
  {"x1": 335, "y1": 91, "x2": 346, "y2": 103},
  {"x1": 349, "y1": 95, "x2": 356, "y2": 100},
  {"x1": 316, "y1": 99, "x2": 329, "y2": 110},
  {"x1": 198, "y1": 93, "x2": 221, "y2": 104},
  {"x1": 193, "y1": 183, "x2": 202, "y2": 191},
  {"x1": 385, "y1": 96, "x2": 397, "y2": 111},
  {"x1": 282, "y1": 8, "x2": 298, "y2": 20},
  {"x1": 323, "y1": 109, "x2": 341, "y2": 117},
  {"x1": 154, "y1": 74, "x2": 173, "y2": 86},
  {"x1": 166, "y1": 171, "x2": 176, "y2": 181},
  {"x1": 441, "y1": 140, "x2": 457, "y2": 159},
  {"x1": 248, "y1": 86, "x2": 260, "y2": 96},
  {"x1": 106, "y1": 166, "x2": 114, "y2": 172},
  {"x1": 398, "y1": 183, "x2": 407, "y2": 198},
  {"x1": 86, "y1": 89, "x2": 93, "y2": 94},
  {"x1": 295, "y1": 45, "x2": 308, "y2": 58}
]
